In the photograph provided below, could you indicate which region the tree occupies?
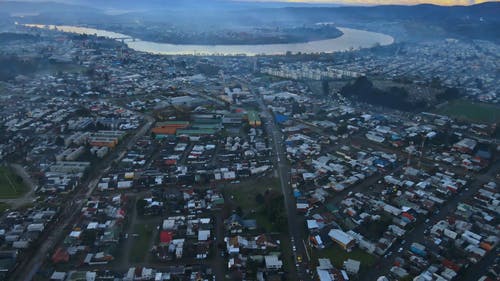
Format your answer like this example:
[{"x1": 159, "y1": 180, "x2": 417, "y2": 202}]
[
  {"x1": 136, "y1": 199, "x2": 147, "y2": 216},
  {"x1": 337, "y1": 124, "x2": 348, "y2": 135},
  {"x1": 255, "y1": 193, "x2": 264, "y2": 204},
  {"x1": 80, "y1": 230, "x2": 97, "y2": 246},
  {"x1": 235, "y1": 206, "x2": 243, "y2": 216}
]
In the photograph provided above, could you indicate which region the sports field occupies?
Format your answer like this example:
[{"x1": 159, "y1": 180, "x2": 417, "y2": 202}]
[
  {"x1": 437, "y1": 100, "x2": 500, "y2": 123},
  {"x1": 0, "y1": 166, "x2": 28, "y2": 199}
]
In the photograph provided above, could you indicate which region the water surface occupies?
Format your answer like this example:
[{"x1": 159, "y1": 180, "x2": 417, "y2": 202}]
[{"x1": 25, "y1": 24, "x2": 394, "y2": 56}]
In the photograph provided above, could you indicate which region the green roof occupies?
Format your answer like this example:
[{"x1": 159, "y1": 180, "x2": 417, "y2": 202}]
[
  {"x1": 176, "y1": 128, "x2": 217, "y2": 136},
  {"x1": 247, "y1": 111, "x2": 261, "y2": 123},
  {"x1": 192, "y1": 118, "x2": 222, "y2": 124},
  {"x1": 191, "y1": 123, "x2": 222, "y2": 129},
  {"x1": 156, "y1": 121, "x2": 190, "y2": 126}
]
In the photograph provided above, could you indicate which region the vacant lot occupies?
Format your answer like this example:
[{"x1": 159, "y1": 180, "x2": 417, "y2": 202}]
[
  {"x1": 221, "y1": 177, "x2": 280, "y2": 212},
  {"x1": 437, "y1": 100, "x2": 500, "y2": 123},
  {"x1": 0, "y1": 166, "x2": 28, "y2": 199},
  {"x1": 312, "y1": 244, "x2": 377, "y2": 270},
  {"x1": 221, "y1": 177, "x2": 284, "y2": 232}
]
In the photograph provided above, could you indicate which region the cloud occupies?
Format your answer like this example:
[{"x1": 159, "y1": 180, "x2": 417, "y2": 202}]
[{"x1": 238, "y1": 0, "x2": 487, "y2": 6}]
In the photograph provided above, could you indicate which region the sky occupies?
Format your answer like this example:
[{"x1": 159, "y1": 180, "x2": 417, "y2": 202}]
[{"x1": 243, "y1": 0, "x2": 490, "y2": 5}]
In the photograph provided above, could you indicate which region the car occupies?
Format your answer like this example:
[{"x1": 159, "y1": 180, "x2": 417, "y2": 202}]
[
  {"x1": 292, "y1": 245, "x2": 297, "y2": 251},
  {"x1": 398, "y1": 247, "x2": 403, "y2": 253},
  {"x1": 297, "y1": 255, "x2": 303, "y2": 263}
]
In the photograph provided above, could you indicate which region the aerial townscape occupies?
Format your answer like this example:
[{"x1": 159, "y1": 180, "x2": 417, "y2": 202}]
[{"x1": 0, "y1": 1, "x2": 498, "y2": 281}]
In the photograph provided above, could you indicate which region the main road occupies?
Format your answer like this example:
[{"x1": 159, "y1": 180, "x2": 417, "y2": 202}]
[
  {"x1": 10, "y1": 114, "x2": 154, "y2": 281},
  {"x1": 256, "y1": 94, "x2": 311, "y2": 281}
]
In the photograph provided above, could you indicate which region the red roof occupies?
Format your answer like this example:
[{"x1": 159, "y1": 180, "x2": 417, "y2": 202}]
[
  {"x1": 160, "y1": 231, "x2": 173, "y2": 244},
  {"x1": 442, "y1": 259, "x2": 461, "y2": 272},
  {"x1": 402, "y1": 212, "x2": 415, "y2": 221},
  {"x1": 52, "y1": 247, "x2": 70, "y2": 263},
  {"x1": 165, "y1": 159, "x2": 177, "y2": 165}
]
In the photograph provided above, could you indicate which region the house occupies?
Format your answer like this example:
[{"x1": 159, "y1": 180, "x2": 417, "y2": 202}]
[
  {"x1": 264, "y1": 255, "x2": 283, "y2": 270},
  {"x1": 328, "y1": 229, "x2": 356, "y2": 251},
  {"x1": 453, "y1": 138, "x2": 477, "y2": 154},
  {"x1": 225, "y1": 214, "x2": 257, "y2": 233},
  {"x1": 50, "y1": 272, "x2": 67, "y2": 281},
  {"x1": 198, "y1": 230, "x2": 210, "y2": 241},
  {"x1": 343, "y1": 259, "x2": 361, "y2": 275},
  {"x1": 316, "y1": 259, "x2": 348, "y2": 281}
]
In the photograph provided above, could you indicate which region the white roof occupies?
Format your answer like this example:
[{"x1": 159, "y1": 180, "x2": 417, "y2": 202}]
[
  {"x1": 328, "y1": 229, "x2": 354, "y2": 246},
  {"x1": 163, "y1": 219, "x2": 175, "y2": 230},
  {"x1": 307, "y1": 220, "x2": 319, "y2": 229},
  {"x1": 198, "y1": 230, "x2": 210, "y2": 241},
  {"x1": 264, "y1": 255, "x2": 283, "y2": 268},
  {"x1": 50, "y1": 272, "x2": 66, "y2": 280},
  {"x1": 87, "y1": 222, "x2": 99, "y2": 230},
  {"x1": 344, "y1": 259, "x2": 361, "y2": 273},
  {"x1": 317, "y1": 269, "x2": 334, "y2": 281}
]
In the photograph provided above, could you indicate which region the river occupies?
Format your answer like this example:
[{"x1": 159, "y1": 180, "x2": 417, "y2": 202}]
[{"x1": 24, "y1": 24, "x2": 394, "y2": 56}]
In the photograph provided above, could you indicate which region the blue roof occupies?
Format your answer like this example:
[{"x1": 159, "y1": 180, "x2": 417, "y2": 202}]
[{"x1": 275, "y1": 113, "x2": 289, "y2": 124}]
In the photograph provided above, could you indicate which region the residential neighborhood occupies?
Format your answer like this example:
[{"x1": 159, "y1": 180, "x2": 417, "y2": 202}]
[{"x1": 0, "y1": 4, "x2": 499, "y2": 281}]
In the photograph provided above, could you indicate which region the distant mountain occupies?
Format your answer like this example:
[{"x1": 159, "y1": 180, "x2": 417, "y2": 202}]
[
  {"x1": 0, "y1": 1, "x2": 100, "y2": 14},
  {"x1": 2, "y1": 0, "x2": 498, "y2": 42}
]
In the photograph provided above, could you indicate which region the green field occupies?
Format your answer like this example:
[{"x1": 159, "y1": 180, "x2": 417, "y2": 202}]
[
  {"x1": 130, "y1": 223, "x2": 155, "y2": 263},
  {"x1": 312, "y1": 244, "x2": 376, "y2": 270},
  {"x1": 221, "y1": 177, "x2": 284, "y2": 232},
  {"x1": 221, "y1": 177, "x2": 281, "y2": 212},
  {"x1": 0, "y1": 166, "x2": 28, "y2": 199},
  {"x1": 0, "y1": 203, "x2": 10, "y2": 213},
  {"x1": 437, "y1": 100, "x2": 500, "y2": 123}
]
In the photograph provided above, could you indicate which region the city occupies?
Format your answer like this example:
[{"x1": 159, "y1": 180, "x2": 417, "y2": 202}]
[{"x1": 0, "y1": 1, "x2": 498, "y2": 281}]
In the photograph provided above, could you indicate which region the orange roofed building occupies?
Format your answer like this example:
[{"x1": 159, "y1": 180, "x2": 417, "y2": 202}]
[{"x1": 152, "y1": 121, "x2": 190, "y2": 136}]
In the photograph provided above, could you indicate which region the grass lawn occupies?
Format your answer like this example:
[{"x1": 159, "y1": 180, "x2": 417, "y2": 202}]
[
  {"x1": 221, "y1": 177, "x2": 280, "y2": 212},
  {"x1": 0, "y1": 203, "x2": 10, "y2": 213},
  {"x1": 221, "y1": 177, "x2": 285, "y2": 233},
  {"x1": 0, "y1": 166, "x2": 28, "y2": 199},
  {"x1": 437, "y1": 100, "x2": 500, "y2": 123},
  {"x1": 250, "y1": 211, "x2": 276, "y2": 232},
  {"x1": 312, "y1": 244, "x2": 376, "y2": 269},
  {"x1": 130, "y1": 223, "x2": 155, "y2": 263}
]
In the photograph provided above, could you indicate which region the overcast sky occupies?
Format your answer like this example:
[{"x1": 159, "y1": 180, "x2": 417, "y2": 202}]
[{"x1": 242, "y1": 0, "x2": 488, "y2": 5}]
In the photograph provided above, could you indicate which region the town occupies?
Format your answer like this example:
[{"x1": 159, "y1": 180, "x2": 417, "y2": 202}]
[{"x1": 0, "y1": 9, "x2": 499, "y2": 281}]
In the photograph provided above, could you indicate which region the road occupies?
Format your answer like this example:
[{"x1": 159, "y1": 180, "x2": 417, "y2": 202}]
[
  {"x1": 257, "y1": 95, "x2": 310, "y2": 281},
  {"x1": 362, "y1": 160, "x2": 500, "y2": 280},
  {"x1": 10, "y1": 114, "x2": 154, "y2": 281}
]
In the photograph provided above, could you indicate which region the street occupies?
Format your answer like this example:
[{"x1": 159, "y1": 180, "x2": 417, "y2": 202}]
[
  {"x1": 9, "y1": 114, "x2": 154, "y2": 281},
  {"x1": 361, "y1": 160, "x2": 500, "y2": 280},
  {"x1": 257, "y1": 94, "x2": 311, "y2": 281}
]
